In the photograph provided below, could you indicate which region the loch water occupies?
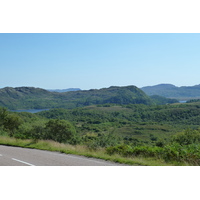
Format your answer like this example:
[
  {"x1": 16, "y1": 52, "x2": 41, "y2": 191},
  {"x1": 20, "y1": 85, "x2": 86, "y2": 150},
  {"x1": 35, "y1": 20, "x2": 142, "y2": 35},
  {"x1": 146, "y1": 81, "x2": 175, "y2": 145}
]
[{"x1": 11, "y1": 109, "x2": 49, "y2": 113}]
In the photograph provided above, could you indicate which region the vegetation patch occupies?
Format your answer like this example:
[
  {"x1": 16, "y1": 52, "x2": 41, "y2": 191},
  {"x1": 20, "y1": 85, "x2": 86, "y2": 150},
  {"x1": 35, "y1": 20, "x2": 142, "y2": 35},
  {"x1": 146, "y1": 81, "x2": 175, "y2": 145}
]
[
  {"x1": 1, "y1": 101, "x2": 200, "y2": 166},
  {"x1": 0, "y1": 136, "x2": 178, "y2": 166}
]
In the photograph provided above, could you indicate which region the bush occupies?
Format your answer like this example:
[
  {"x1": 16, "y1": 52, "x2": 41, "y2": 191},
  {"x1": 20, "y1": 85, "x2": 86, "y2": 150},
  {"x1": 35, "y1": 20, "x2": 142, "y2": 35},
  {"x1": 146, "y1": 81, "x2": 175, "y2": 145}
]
[
  {"x1": 45, "y1": 119, "x2": 77, "y2": 143},
  {"x1": 106, "y1": 144, "x2": 133, "y2": 156},
  {"x1": 160, "y1": 143, "x2": 200, "y2": 165},
  {"x1": 172, "y1": 129, "x2": 200, "y2": 145},
  {"x1": 4, "y1": 114, "x2": 23, "y2": 136},
  {"x1": 0, "y1": 127, "x2": 8, "y2": 136},
  {"x1": 106, "y1": 142, "x2": 200, "y2": 165},
  {"x1": 106, "y1": 144, "x2": 164, "y2": 157}
]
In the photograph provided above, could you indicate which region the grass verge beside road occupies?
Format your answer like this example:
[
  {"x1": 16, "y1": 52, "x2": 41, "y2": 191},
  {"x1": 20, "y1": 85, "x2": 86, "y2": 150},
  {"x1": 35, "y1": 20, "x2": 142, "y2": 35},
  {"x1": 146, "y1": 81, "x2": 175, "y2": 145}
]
[{"x1": 0, "y1": 136, "x2": 185, "y2": 166}]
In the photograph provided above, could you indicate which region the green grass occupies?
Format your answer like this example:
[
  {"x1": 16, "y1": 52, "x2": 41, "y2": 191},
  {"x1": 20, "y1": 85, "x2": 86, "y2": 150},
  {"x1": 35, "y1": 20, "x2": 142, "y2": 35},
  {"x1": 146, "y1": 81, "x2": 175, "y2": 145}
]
[{"x1": 0, "y1": 136, "x2": 185, "y2": 166}]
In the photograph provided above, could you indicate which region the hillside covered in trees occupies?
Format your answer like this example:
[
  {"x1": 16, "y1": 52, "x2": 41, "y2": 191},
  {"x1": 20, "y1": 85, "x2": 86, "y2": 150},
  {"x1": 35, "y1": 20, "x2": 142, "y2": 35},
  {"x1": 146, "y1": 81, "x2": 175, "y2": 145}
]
[
  {"x1": 141, "y1": 84, "x2": 200, "y2": 100},
  {"x1": 0, "y1": 85, "x2": 177, "y2": 110}
]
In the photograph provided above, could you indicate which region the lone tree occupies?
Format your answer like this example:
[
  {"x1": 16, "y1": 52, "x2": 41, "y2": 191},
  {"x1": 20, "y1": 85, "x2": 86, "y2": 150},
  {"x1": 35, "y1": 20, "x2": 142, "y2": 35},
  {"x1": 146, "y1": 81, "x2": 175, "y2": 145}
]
[{"x1": 45, "y1": 119, "x2": 76, "y2": 143}]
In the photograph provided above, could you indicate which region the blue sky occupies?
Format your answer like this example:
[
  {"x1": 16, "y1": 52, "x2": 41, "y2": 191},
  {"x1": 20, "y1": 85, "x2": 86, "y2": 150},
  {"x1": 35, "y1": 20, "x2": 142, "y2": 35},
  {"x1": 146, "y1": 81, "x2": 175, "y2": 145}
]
[{"x1": 1, "y1": 33, "x2": 200, "y2": 90}]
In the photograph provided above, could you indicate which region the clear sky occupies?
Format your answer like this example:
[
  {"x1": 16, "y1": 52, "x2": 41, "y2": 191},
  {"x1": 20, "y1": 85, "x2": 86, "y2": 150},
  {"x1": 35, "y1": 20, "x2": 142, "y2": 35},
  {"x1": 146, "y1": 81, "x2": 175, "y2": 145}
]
[{"x1": 1, "y1": 33, "x2": 200, "y2": 90}]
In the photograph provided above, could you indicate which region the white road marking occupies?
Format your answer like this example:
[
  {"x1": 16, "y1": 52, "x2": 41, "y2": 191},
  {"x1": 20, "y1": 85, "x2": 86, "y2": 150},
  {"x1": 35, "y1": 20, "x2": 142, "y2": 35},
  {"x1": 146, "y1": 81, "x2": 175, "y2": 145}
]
[{"x1": 12, "y1": 158, "x2": 35, "y2": 166}]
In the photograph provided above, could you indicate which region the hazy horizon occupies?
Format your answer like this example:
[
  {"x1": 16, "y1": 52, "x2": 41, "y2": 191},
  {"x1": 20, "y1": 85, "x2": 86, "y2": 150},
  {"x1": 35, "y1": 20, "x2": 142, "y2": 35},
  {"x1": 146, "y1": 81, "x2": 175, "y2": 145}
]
[{"x1": 1, "y1": 82, "x2": 200, "y2": 91}]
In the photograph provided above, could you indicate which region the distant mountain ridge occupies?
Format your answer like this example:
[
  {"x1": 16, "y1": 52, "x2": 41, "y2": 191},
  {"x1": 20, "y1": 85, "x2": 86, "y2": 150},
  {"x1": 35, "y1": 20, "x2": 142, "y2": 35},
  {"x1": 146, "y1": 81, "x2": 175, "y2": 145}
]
[
  {"x1": 47, "y1": 88, "x2": 81, "y2": 93},
  {"x1": 0, "y1": 85, "x2": 155, "y2": 110},
  {"x1": 141, "y1": 84, "x2": 200, "y2": 100}
]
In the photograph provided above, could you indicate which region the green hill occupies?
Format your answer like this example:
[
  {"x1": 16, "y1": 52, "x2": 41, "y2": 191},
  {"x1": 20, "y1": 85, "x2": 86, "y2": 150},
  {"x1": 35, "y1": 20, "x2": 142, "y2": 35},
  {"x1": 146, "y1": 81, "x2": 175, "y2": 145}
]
[
  {"x1": 0, "y1": 87, "x2": 57, "y2": 109},
  {"x1": 141, "y1": 84, "x2": 200, "y2": 100},
  {"x1": 0, "y1": 85, "x2": 154, "y2": 110},
  {"x1": 59, "y1": 86, "x2": 154, "y2": 107}
]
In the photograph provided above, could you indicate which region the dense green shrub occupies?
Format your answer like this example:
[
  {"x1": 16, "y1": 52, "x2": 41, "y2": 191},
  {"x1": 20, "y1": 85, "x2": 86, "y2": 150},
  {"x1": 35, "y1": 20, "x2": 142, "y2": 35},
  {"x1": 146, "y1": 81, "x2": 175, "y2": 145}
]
[
  {"x1": 0, "y1": 127, "x2": 8, "y2": 136},
  {"x1": 3, "y1": 114, "x2": 23, "y2": 136},
  {"x1": 106, "y1": 144, "x2": 133, "y2": 156},
  {"x1": 13, "y1": 117, "x2": 81, "y2": 144},
  {"x1": 172, "y1": 129, "x2": 200, "y2": 145},
  {"x1": 106, "y1": 142, "x2": 200, "y2": 165},
  {"x1": 106, "y1": 145, "x2": 164, "y2": 157},
  {"x1": 0, "y1": 107, "x2": 8, "y2": 126},
  {"x1": 86, "y1": 133, "x2": 121, "y2": 150},
  {"x1": 162, "y1": 143, "x2": 200, "y2": 165},
  {"x1": 45, "y1": 119, "x2": 77, "y2": 143}
]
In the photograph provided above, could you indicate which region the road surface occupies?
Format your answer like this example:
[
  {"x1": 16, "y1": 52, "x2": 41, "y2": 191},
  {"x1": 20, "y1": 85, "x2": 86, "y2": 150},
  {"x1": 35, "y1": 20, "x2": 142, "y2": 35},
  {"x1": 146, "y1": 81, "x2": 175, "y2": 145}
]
[{"x1": 0, "y1": 145, "x2": 126, "y2": 166}]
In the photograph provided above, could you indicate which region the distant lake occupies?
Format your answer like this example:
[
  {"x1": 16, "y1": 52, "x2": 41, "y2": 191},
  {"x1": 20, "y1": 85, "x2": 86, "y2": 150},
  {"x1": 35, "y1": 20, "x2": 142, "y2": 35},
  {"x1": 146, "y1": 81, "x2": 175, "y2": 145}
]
[
  {"x1": 179, "y1": 100, "x2": 187, "y2": 103},
  {"x1": 11, "y1": 109, "x2": 49, "y2": 113}
]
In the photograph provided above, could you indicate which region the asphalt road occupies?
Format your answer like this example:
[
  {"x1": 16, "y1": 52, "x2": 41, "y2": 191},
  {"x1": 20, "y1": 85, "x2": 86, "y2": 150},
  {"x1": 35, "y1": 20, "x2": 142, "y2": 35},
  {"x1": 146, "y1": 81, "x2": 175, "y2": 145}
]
[{"x1": 0, "y1": 145, "x2": 125, "y2": 166}]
